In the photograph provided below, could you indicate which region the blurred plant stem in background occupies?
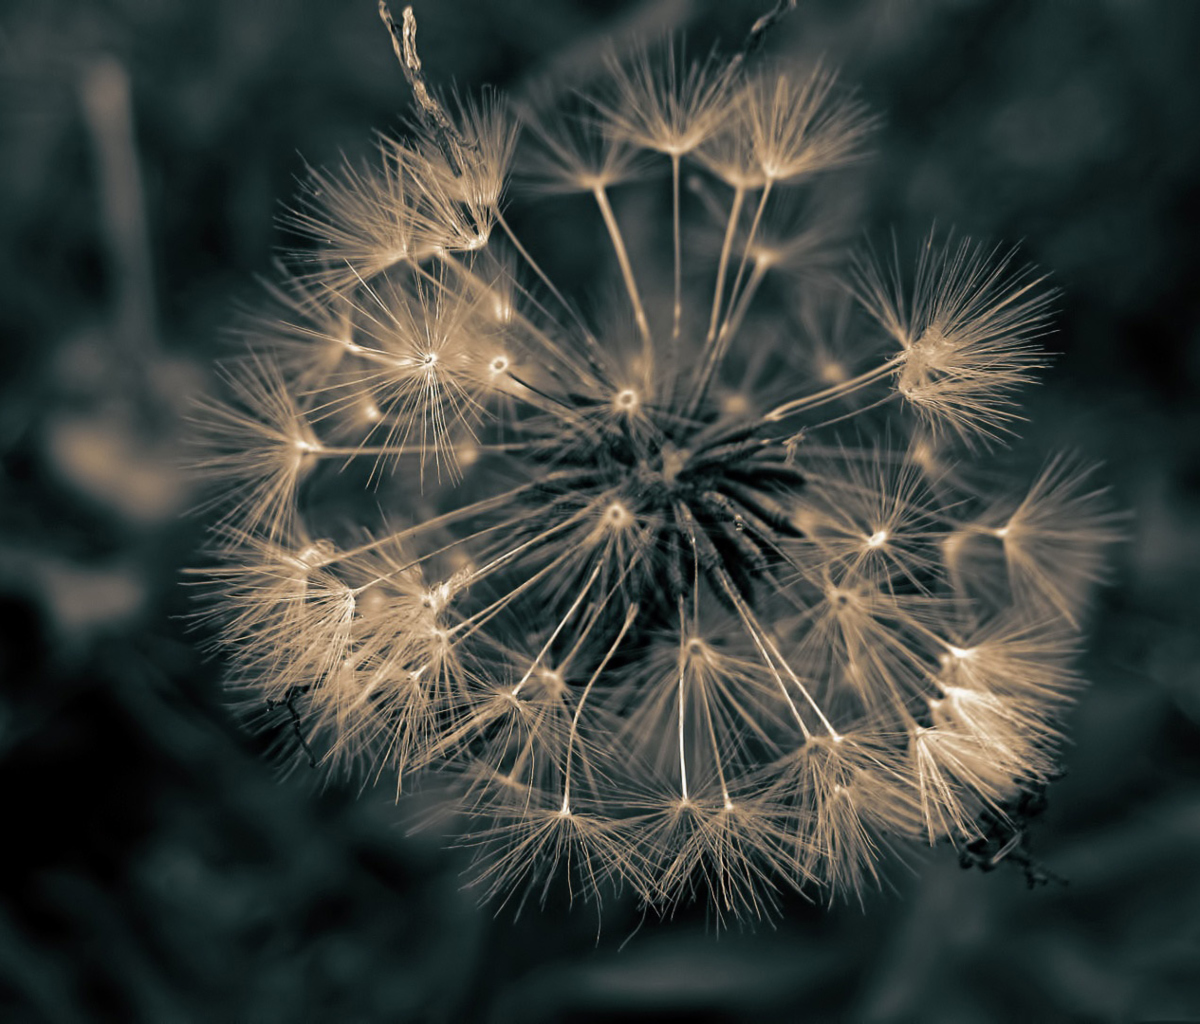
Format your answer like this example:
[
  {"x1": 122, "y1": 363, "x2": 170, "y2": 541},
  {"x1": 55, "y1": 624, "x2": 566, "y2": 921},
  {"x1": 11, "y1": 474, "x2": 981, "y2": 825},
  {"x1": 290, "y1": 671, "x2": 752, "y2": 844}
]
[{"x1": 80, "y1": 56, "x2": 159, "y2": 403}]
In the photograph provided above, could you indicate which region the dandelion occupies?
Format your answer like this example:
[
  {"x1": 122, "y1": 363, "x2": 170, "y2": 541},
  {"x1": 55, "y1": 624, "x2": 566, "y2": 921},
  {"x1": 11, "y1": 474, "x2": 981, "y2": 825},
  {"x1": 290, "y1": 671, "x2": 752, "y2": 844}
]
[{"x1": 192, "y1": 4, "x2": 1117, "y2": 921}]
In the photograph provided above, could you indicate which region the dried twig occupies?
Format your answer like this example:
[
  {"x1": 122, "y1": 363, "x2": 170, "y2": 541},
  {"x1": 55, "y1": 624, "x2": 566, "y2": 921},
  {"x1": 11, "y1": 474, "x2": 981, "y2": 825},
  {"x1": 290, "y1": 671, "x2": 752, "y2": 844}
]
[
  {"x1": 378, "y1": 2, "x2": 469, "y2": 174},
  {"x1": 730, "y1": 0, "x2": 800, "y2": 71}
]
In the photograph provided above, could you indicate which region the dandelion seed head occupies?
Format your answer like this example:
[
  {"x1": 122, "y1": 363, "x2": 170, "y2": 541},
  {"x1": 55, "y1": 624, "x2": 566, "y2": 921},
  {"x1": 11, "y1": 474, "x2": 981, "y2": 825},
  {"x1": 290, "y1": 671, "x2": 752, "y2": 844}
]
[{"x1": 192, "y1": 9, "x2": 1117, "y2": 921}]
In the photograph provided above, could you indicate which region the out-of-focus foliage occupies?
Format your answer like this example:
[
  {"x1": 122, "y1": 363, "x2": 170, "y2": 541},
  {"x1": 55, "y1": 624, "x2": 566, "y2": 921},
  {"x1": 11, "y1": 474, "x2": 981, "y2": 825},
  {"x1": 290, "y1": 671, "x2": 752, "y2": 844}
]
[{"x1": 1, "y1": 1, "x2": 1198, "y2": 1021}]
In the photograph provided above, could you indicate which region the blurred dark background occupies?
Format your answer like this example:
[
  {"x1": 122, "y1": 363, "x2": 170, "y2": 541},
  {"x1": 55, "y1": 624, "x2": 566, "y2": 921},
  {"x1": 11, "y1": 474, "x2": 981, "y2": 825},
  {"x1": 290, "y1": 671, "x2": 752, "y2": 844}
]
[{"x1": 2, "y1": 1, "x2": 1199, "y2": 1020}]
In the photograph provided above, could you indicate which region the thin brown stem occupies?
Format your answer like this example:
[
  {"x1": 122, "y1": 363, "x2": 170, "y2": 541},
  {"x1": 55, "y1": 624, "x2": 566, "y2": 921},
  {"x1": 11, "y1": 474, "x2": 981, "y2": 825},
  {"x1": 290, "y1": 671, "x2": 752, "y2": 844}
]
[
  {"x1": 561, "y1": 603, "x2": 639, "y2": 812},
  {"x1": 593, "y1": 185, "x2": 653, "y2": 374},
  {"x1": 671, "y1": 152, "x2": 683, "y2": 344},
  {"x1": 706, "y1": 185, "x2": 745, "y2": 346}
]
